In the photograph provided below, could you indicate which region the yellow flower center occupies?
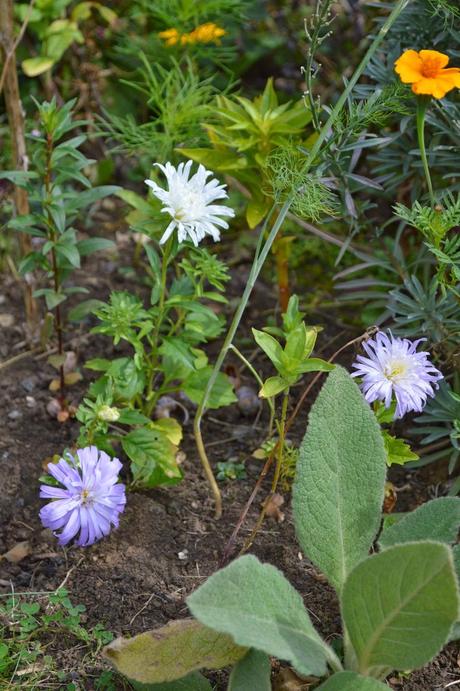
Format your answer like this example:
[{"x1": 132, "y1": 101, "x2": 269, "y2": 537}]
[
  {"x1": 384, "y1": 362, "x2": 407, "y2": 381},
  {"x1": 81, "y1": 489, "x2": 91, "y2": 503}
]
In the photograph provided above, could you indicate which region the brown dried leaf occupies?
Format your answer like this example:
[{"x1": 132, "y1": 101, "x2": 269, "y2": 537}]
[
  {"x1": 2, "y1": 541, "x2": 31, "y2": 563},
  {"x1": 265, "y1": 493, "x2": 285, "y2": 523}
]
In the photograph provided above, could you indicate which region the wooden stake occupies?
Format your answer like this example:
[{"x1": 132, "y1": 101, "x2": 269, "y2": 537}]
[{"x1": 0, "y1": 0, "x2": 38, "y2": 330}]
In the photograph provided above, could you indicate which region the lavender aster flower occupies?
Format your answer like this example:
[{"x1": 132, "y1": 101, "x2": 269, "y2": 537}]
[
  {"x1": 39, "y1": 447, "x2": 126, "y2": 547},
  {"x1": 351, "y1": 331, "x2": 443, "y2": 419}
]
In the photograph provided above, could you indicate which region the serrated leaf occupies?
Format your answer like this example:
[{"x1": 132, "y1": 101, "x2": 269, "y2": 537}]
[
  {"x1": 187, "y1": 554, "x2": 335, "y2": 677},
  {"x1": 342, "y1": 542, "x2": 459, "y2": 676},
  {"x1": 379, "y1": 497, "x2": 460, "y2": 550},
  {"x1": 183, "y1": 368, "x2": 236, "y2": 409},
  {"x1": 228, "y1": 649, "x2": 271, "y2": 691},
  {"x1": 151, "y1": 418, "x2": 183, "y2": 446},
  {"x1": 382, "y1": 431, "x2": 418, "y2": 467},
  {"x1": 121, "y1": 428, "x2": 182, "y2": 488},
  {"x1": 104, "y1": 619, "x2": 246, "y2": 684},
  {"x1": 293, "y1": 366, "x2": 386, "y2": 593},
  {"x1": 316, "y1": 672, "x2": 389, "y2": 690}
]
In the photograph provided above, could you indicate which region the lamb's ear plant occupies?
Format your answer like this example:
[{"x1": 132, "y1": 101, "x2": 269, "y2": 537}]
[{"x1": 104, "y1": 367, "x2": 460, "y2": 689}]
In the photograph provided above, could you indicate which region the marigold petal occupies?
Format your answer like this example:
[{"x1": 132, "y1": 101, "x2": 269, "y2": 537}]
[
  {"x1": 411, "y1": 77, "x2": 455, "y2": 99},
  {"x1": 394, "y1": 50, "x2": 423, "y2": 83},
  {"x1": 419, "y1": 49, "x2": 449, "y2": 69}
]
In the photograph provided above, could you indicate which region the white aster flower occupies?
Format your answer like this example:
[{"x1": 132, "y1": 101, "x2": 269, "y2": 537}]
[
  {"x1": 145, "y1": 160, "x2": 235, "y2": 247},
  {"x1": 351, "y1": 331, "x2": 443, "y2": 419}
]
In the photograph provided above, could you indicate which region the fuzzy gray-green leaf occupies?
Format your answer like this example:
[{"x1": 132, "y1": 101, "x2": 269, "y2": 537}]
[
  {"x1": 228, "y1": 649, "x2": 271, "y2": 690},
  {"x1": 316, "y1": 671, "x2": 389, "y2": 690},
  {"x1": 379, "y1": 497, "x2": 460, "y2": 550},
  {"x1": 342, "y1": 542, "x2": 459, "y2": 676},
  {"x1": 292, "y1": 366, "x2": 386, "y2": 592},
  {"x1": 187, "y1": 555, "x2": 335, "y2": 677}
]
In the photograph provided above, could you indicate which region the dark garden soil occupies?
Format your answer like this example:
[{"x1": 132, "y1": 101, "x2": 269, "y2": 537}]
[{"x1": 0, "y1": 225, "x2": 459, "y2": 691}]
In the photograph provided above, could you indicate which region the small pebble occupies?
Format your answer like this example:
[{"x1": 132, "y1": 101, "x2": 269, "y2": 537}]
[
  {"x1": 8, "y1": 410, "x2": 22, "y2": 420},
  {"x1": 21, "y1": 376, "x2": 37, "y2": 393},
  {"x1": 177, "y1": 549, "x2": 189, "y2": 561},
  {"x1": 25, "y1": 396, "x2": 36, "y2": 408}
]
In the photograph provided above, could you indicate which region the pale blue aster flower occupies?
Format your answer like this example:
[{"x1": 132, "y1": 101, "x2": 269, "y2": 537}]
[
  {"x1": 351, "y1": 331, "x2": 443, "y2": 419},
  {"x1": 39, "y1": 447, "x2": 126, "y2": 547}
]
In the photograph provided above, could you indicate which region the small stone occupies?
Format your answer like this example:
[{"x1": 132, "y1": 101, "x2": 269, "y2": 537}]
[
  {"x1": 0, "y1": 313, "x2": 14, "y2": 328},
  {"x1": 21, "y1": 376, "x2": 37, "y2": 393},
  {"x1": 8, "y1": 410, "x2": 22, "y2": 421},
  {"x1": 177, "y1": 549, "x2": 189, "y2": 561},
  {"x1": 25, "y1": 396, "x2": 36, "y2": 408}
]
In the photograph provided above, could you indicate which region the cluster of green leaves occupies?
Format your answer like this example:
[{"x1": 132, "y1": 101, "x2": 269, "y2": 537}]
[
  {"x1": 180, "y1": 79, "x2": 313, "y2": 227},
  {"x1": 374, "y1": 401, "x2": 419, "y2": 468},
  {"x1": 253, "y1": 295, "x2": 333, "y2": 398},
  {"x1": 1, "y1": 98, "x2": 117, "y2": 313},
  {"x1": 0, "y1": 587, "x2": 113, "y2": 688},
  {"x1": 99, "y1": 55, "x2": 220, "y2": 166},
  {"x1": 395, "y1": 194, "x2": 460, "y2": 293},
  {"x1": 77, "y1": 244, "x2": 236, "y2": 489},
  {"x1": 16, "y1": 0, "x2": 117, "y2": 77},
  {"x1": 104, "y1": 368, "x2": 460, "y2": 689}
]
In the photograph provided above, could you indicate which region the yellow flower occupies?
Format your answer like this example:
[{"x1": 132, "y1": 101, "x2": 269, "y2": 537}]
[
  {"x1": 188, "y1": 22, "x2": 226, "y2": 45},
  {"x1": 395, "y1": 49, "x2": 460, "y2": 99},
  {"x1": 158, "y1": 28, "x2": 182, "y2": 46}
]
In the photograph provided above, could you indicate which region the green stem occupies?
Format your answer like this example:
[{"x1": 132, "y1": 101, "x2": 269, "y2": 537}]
[
  {"x1": 145, "y1": 238, "x2": 173, "y2": 415},
  {"x1": 193, "y1": 0, "x2": 412, "y2": 517},
  {"x1": 229, "y1": 344, "x2": 276, "y2": 428},
  {"x1": 416, "y1": 96, "x2": 435, "y2": 207}
]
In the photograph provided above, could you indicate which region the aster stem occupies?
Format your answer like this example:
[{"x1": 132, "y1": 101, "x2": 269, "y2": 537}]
[
  {"x1": 416, "y1": 96, "x2": 435, "y2": 207},
  {"x1": 193, "y1": 0, "x2": 412, "y2": 518}
]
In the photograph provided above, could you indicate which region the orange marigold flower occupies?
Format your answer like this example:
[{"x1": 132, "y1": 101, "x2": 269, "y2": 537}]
[{"x1": 395, "y1": 49, "x2": 460, "y2": 99}]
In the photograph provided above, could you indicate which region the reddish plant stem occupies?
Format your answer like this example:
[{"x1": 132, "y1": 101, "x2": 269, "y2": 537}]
[
  {"x1": 45, "y1": 132, "x2": 65, "y2": 400},
  {"x1": 220, "y1": 327, "x2": 378, "y2": 566}
]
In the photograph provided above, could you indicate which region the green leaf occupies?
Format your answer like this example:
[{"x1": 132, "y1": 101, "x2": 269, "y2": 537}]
[
  {"x1": 22, "y1": 56, "x2": 55, "y2": 76},
  {"x1": 56, "y1": 241, "x2": 80, "y2": 267},
  {"x1": 117, "y1": 409, "x2": 151, "y2": 426},
  {"x1": 342, "y1": 542, "x2": 459, "y2": 676},
  {"x1": 246, "y1": 195, "x2": 271, "y2": 228},
  {"x1": 382, "y1": 431, "x2": 419, "y2": 467},
  {"x1": 252, "y1": 329, "x2": 284, "y2": 370},
  {"x1": 178, "y1": 148, "x2": 247, "y2": 172},
  {"x1": 378, "y1": 497, "x2": 460, "y2": 550},
  {"x1": 130, "y1": 672, "x2": 212, "y2": 690},
  {"x1": 103, "y1": 619, "x2": 246, "y2": 684},
  {"x1": 84, "y1": 357, "x2": 112, "y2": 372},
  {"x1": 293, "y1": 366, "x2": 386, "y2": 593},
  {"x1": 187, "y1": 554, "x2": 335, "y2": 678},
  {"x1": 316, "y1": 672, "x2": 389, "y2": 690},
  {"x1": 228, "y1": 649, "x2": 271, "y2": 691},
  {"x1": 183, "y1": 368, "x2": 237, "y2": 409},
  {"x1": 121, "y1": 428, "x2": 182, "y2": 488},
  {"x1": 68, "y1": 299, "x2": 105, "y2": 321},
  {"x1": 295, "y1": 358, "x2": 335, "y2": 374},
  {"x1": 259, "y1": 376, "x2": 288, "y2": 399},
  {"x1": 77, "y1": 237, "x2": 114, "y2": 256}
]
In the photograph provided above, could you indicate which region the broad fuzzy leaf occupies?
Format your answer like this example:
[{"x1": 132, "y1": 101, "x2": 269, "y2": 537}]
[
  {"x1": 130, "y1": 672, "x2": 212, "y2": 690},
  {"x1": 316, "y1": 672, "x2": 389, "y2": 690},
  {"x1": 187, "y1": 554, "x2": 336, "y2": 677},
  {"x1": 379, "y1": 497, "x2": 460, "y2": 549},
  {"x1": 342, "y1": 542, "x2": 459, "y2": 676},
  {"x1": 293, "y1": 366, "x2": 386, "y2": 592},
  {"x1": 228, "y1": 649, "x2": 271, "y2": 690},
  {"x1": 104, "y1": 619, "x2": 246, "y2": 684}
]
